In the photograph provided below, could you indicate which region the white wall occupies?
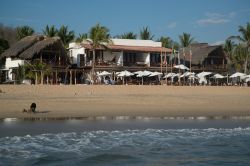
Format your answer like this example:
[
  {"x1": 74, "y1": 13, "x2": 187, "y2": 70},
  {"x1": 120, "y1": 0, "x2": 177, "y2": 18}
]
[
  {"x1": 112, "y1": 39, "x2": 161, "y2": 47},
  {"x1": 145, "y1": 53, "x2": 150, "y2": 66},
  {"x1": 5, "y1": 57, "x2": 25, "y2": 80},
  {"x1": 69, "y1": 43, "x2": 85, "y2": 64}
]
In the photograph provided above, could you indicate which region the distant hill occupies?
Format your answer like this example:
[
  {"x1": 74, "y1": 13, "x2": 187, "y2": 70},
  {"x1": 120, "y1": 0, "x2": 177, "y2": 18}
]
[{"x1": 0, "y1": 23, "x2": 17, "y2": 46}]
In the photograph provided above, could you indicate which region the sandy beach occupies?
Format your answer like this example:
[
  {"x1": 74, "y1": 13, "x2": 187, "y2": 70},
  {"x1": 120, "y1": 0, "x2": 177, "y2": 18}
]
[{"x1": 0, "y1": 85, "x2": 249, "y2": 119}]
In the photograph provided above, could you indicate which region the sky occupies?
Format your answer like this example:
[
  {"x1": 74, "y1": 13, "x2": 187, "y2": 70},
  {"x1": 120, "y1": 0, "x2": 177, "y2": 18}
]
[{"x1": 0, "y1": 0, "x2": 250, "y2": 45}]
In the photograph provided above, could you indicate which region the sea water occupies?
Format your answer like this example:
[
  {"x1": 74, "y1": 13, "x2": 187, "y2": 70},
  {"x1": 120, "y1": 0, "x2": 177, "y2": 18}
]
[{"x1": 0, "y1": 118, "x2": 250, "y2": 166}]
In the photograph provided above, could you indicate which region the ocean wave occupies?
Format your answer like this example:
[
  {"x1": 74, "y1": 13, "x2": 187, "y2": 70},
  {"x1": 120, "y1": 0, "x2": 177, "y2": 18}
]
[{"x1": 1, "y1": 128, "x2": 250, "y2": 165}]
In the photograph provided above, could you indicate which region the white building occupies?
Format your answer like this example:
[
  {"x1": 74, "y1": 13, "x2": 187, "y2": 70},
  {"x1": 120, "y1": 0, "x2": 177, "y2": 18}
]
[
  {"x1": 4, "y1": 58, "x2": 25, "y2": 81},
  {"x1": 68, "y1": 39, "x2": 171, "y2": 68}
]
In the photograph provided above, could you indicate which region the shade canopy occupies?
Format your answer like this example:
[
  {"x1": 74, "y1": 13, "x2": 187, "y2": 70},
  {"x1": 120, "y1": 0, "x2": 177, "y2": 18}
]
[
  {"x1": 117, "y1": 70, "x2": 134, "y2": 77},
  {"x1": 135, "y1": 70, "x2": 152, "y2": 77},
  {"x1": 212, "y1": 74, "x2": 225, "y2": 79},
  {"x1": 196, "y1": 71, "x2": 212, "y2": 78},
  {"x1": 149, "y1": 71, "x2": 163, "y2": 77},
  {"x1": 229, "y1": 72, "x2": 246, "y2": 78},
  {"x1": 98, "y1": 71, "x2": 112, "y2": 76},
  {"x1": 174, "y1": 64, "x2": 190, "y2": 70}
]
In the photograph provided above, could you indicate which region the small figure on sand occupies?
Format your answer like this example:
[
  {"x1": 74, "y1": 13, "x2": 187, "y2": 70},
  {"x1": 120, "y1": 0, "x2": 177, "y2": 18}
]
[{"x1": 22, "y1": 103, "x2": 36, "y2": 113}]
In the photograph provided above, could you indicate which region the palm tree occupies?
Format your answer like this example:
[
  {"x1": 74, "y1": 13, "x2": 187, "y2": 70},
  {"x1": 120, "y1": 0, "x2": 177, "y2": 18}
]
[
  {"x1": 120, "y1": 32, "x2": 137, "y2": 39},
  {"x1": 229, "y1": 22, "x2": 250, "y2": 73},
  {"x1": 233, "y1": 44, "x2": 248, "y2": 72},
  {"x1": 25, "y1": 60, "x2": 48, "y2": 84},
  {"x1": 140, "y1": 26, "x2": 154, "y2": 40},
  {"x1": 57, "y1": 25, "x2": 75, "y2": 46},
  {"x1": 43, "y1": 25, "x2": 57, "y2": 37},
  {"x1": 158, "y1": 36, "x2": 173, "y2": 48},
  {"x1": 16, "y1": 26, "x2": 34, "y2": 40},
  {"x1": 179, "y1": 33, "x2": 194, "y2": 47},
  {"x1": 223, "y1": 39, "x2": 235, "y2": 70},
  {"x1": 89, "y1": 23, "x2": 111, "y2": 81},
  {"x1": 75, "y1": 33, "x2": 88, "y2": 42}
]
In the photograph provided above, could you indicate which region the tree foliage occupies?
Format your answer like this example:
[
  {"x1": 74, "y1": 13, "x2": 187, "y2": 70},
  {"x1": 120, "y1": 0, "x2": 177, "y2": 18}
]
[
  {"x1": 119, "y1": 32, "x2": 137, "y2": 39},
  {"x1": 16, "y1": 25, "x2": 34, "y2": 40},
  {"x1": 43, "y1": 25, "x2": 57, "y2": 37},
  {"x1": 179, "y1": 32, "x2": 194, "y2": 47},
  {"x1": 140, "y1": 26, "x2": 154, "y2": 40},
  {"x1": 75, "y1": 33, "x2": 88, "y2": 42},
  {"x1": 0, "y1": 38, "x2": 9, "y2": 54},
  {"x1": 89, "y1": 23, "x2": 111, "y2": 48},
  {"x1": 57, "y1": 25, "x2": 75, "y2": 46}
]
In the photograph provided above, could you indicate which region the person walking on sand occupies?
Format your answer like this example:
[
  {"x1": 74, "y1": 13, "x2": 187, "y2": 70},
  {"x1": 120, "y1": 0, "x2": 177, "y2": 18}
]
[{"x1": 22, "y1": 103, "x2": 37, "y2": 113}]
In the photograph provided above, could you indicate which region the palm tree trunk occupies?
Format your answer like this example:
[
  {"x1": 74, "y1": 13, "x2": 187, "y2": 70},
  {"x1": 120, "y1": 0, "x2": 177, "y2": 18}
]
[
  {"x1": 35, "y1": 72, "x2": 38, "y2": 85},
  {"x1": 244, "y1": 48, "x2": 249, "y2": 74},
  {"x1": 41, "y1": 71, "x2": 44, "y2": 85}
]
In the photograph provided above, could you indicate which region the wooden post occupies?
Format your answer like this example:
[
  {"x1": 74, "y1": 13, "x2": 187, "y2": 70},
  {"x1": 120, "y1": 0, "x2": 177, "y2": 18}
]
[
  {"x1": 160, "y1": 50, "x2": 163, "y2": 73},
  {"x1": 55, "y1": 70, "x2": 58, "y2": 85},
  {"x1": 41, "y1": 71, "x2": 43, "y2": 85},
  {"x1": 70, "y1": 70, "x2": 72, "y2": 85},
  {"x1": 74, "y1": 70, "x2": 77, "y2": 85}
]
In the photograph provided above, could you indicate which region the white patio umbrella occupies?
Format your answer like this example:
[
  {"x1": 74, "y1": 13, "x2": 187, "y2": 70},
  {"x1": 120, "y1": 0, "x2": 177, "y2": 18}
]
[
  {"x1": 98, "y1": 71, "x2": 111, "y2": 76},
  {"x1": 117, "y1": 70, "x2": 134, "y2": 77},
  {"x1": 149, "y1": 72, "x2": 163, "y2": 83},
  {"x1": 174, "y1": 64, "x2": 190, "y2": 70},
  {"x1": 117, "y1": 70, "x2": 134, "y2": 84},
  {"x1": 230, "y1": 72, "x2": 246, "y2": 78},
  {"x1": 196, "y1": 71, "x2": 212, "y2": 78},
  {"x1": 163, "y1": 72, "x2": 176, "y2": 78},
  {"x1": 149, "y1": 71, "x2": 163, "y2": 77},
  {"x1": 211, "y1": 74, "x2": 225, "y2": 85},
  {"x1": 212, "y1": 74, "x2": 225, "y2": 79},
  {"x1": 245, "y1": 77, "x2": 250, "y2": 82},
  {"x1": 135, "y1": 70, "x2": 152, "y2": 85},
  {"x1": 180, "y1": 71, "x2": 192, "y2": 78}
]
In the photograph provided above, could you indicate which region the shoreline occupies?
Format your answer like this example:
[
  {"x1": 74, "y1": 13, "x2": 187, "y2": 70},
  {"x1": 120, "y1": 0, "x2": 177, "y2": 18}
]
[
  {"x1": 0, "y1": 85, "x2": 250, "y2": 119},
  {"x1": 2, "y1": 115, "x2": 250, "y2": 121}
]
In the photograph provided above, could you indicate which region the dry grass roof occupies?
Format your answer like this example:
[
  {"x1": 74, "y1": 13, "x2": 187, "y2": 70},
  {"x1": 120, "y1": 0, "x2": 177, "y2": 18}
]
[
  {"x1": 1, "y1": 35, "x2": 66, "y2": 60},
  {"x1": 179, "y1": 43, "x2": 224, "y2": 64}
]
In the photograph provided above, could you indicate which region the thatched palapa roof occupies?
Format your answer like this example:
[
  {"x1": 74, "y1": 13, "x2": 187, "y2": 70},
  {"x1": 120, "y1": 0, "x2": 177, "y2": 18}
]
[
  {"x1": 179, "y1": 43, "x2": 225, "y2": 65},
  {"x1": 0, "y1": 35, "x2": 67, "y2": 60}
]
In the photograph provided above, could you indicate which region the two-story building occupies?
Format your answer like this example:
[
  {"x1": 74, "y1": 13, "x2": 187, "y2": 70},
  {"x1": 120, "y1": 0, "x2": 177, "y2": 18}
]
[
  {"x1": 0, "y1": 35, "x2": 68, "y2": 84},
  {"x1": 68, "y1": 39, "x2": 172, "y2": 73}
]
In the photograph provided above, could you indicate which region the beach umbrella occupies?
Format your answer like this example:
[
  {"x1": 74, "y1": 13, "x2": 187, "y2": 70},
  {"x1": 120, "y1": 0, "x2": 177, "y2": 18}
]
[
  {"x1": 149, "y1": 72, "x2": 163, "y2": 84},
  {"x1": 117, "y1": 70, "x2": 134, "y2": 84},
  {"x1": 149, "y1": 71, "x2": 163, "y2": 77},
  {"x1": 135, "y1": 70, "x2": 152, "y2": 85},
  {"x1": 117, "y1": 70, "x2": 134, "y2": 77},
  {"x1": 180, "y1": 71, "x2": 192, "y2": 78},
  {"x1": 229, "y1": 72, "x2": 246, "y2": 78},
  {"x1": 98, "y1": 71, "x2": 112, "y2": 76},
  {"x1": 133, "y1": 71, "x2": 143, "y2": 75},
  {"x1": 211, "y1": 74, "x2": 225, "y2": 85},
  {"x1": 196, "y1": 71, "x2": 212, "y2": 78},
  {"x1": 245, "y1": 77, "x2": 250, "y2": 82},
  {"x1": 174, "y1": 64, "x2": 190, "y2": 70},
  {"x1": 163, "y1": 72, "x2": 176, "y2": 78},
  {"x1": 212, "y1": 74, "x2": 225, "y2": 79}
]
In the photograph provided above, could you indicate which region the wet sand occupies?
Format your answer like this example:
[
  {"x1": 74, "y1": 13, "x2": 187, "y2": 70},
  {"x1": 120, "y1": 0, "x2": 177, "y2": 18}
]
[{"x1": 0, "y1": 85, "x2": 249, "y2": 119}]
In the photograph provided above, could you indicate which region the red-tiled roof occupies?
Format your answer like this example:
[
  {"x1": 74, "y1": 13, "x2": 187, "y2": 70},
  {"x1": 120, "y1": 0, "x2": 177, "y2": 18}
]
[
  {"x1": 108, "y1": 45, "x2": 172, "y2": 53},
  {"x1": 82, "y1": 44, "x2": 172, "y2": 53}
]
